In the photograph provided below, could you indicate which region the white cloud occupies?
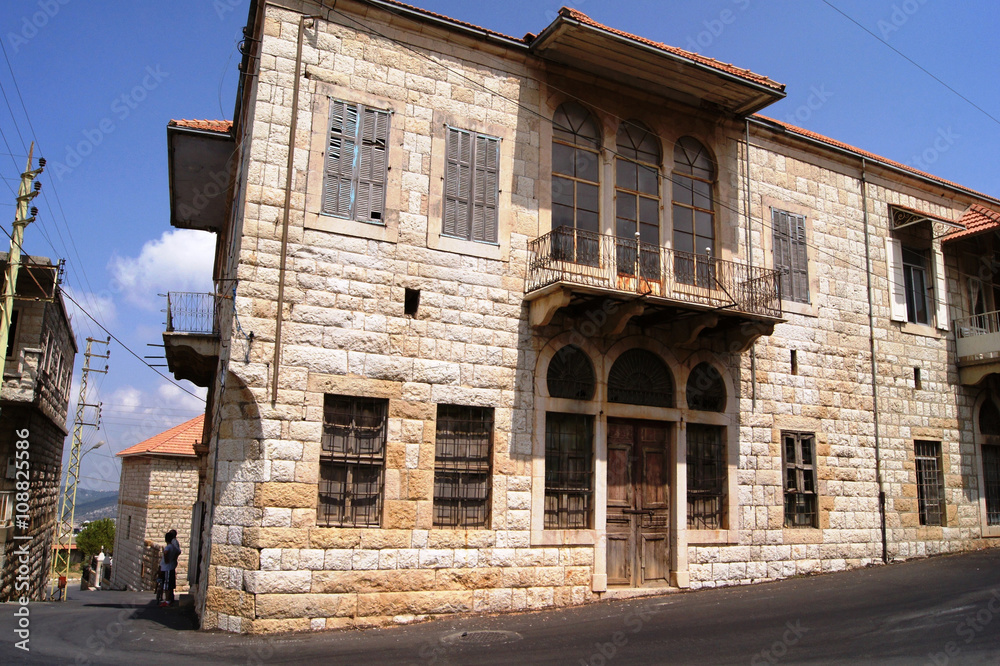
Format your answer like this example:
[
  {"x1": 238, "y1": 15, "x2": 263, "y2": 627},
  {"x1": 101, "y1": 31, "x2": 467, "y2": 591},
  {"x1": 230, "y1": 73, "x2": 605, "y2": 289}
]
[
  {"x1": 63, "y1": 285, "x2": 118, "y2": 328},
  {"x1": 109, "y1": 229, "x2": 215, "y2": 309}
]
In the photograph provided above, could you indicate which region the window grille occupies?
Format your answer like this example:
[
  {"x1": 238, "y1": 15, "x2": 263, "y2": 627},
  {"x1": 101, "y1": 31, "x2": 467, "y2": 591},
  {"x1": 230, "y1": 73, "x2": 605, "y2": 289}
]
[
  {"x1": 914, "y1": 440, "x2": 944, "y2": 526},
  {"x1": 686, "y1": 363, "x2": 726, "y2": 412},
  {"x1": 783, "y1": 432, "x2": 818, "y2": 528},
  {"x1": 547, "y1": 345, "x2": 596, "y2": 400},
  {"x1": 318, "y1": 395, "x2": 387, "y2": 527},
  {"x1": 544, "y1": 412, "x2": 593, "y2": 529},
  {"x1": 443, "y1": 127, "x2": 500, "y2": 244},
  {"x1": 323, "y1": 99, "x2": 390, "y2": 223},
  {"x1": 687, "y1": 424, "x2": 725, "y2": 529},
  {"x1": 433, "y1": 405, "x2": 493, "y2": 528},
  {"x1": 607, "y1": 348, "x2": 674, "y2": 408},
  {"x1": 772, "y1": 209, "x2": 809, "y2": 303}
]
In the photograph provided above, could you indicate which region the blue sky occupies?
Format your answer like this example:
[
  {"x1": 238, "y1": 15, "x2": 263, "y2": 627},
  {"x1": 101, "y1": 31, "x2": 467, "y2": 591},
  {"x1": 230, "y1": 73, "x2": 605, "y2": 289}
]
[{"x1": 1, "y1": 0, "x2": 997, "y2": 491}]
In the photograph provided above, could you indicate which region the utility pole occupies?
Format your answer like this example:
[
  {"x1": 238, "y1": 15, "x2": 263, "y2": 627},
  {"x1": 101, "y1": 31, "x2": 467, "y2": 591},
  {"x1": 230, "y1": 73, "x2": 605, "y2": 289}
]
[
  {"x1": 49, "y1": 336, "x2": 109, "y2": 600},
  {"x1": 0, "y1": 143, "x2": 44, "y2": 383}
]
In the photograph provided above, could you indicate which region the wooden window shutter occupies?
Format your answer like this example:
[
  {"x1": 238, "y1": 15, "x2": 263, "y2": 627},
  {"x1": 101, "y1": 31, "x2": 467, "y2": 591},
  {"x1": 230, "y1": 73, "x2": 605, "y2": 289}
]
[
  {"x1": 323, "y1": 100, "x2": 357, "y2": 218},
  {"x1": 472, "y1": 134, "x2": 499, "y2": 244},
  {"x1": 772, "y1": 209, "x2": 791, "y2": 299},
  {"x1": 355, "y1": 106, "x2": 390, "y2": 222},
  {"x1": 791, "y1": 214, "x2": 809, "y2": 303},
  {"x1": 932, "y1": 243, "x2": 949, "y2": 330},
  {"x1": 886, "y1": 237, "x2": 908, "y2": 322},
  {"x1": 444, "y1": 127, "x2": 472, "y2": 239}
]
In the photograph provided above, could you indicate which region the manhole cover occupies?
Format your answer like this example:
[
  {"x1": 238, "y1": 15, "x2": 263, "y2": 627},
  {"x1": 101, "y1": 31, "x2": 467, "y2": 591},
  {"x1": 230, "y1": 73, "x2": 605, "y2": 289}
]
[{"x1": 440, "y1": 630, "x2": 523, "y2": 646}]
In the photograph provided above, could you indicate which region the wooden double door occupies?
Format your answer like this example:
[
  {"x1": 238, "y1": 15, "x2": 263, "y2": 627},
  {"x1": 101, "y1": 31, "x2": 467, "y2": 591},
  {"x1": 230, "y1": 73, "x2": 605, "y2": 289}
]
[{"x1": 607, "y1": 419, "x2": 670, "y2": 587}]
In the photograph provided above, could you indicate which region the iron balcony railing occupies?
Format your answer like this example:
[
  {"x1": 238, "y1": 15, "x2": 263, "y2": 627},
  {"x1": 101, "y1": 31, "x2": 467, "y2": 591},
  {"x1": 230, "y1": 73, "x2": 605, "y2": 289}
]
[
  {"x1": 955, "y1": 310, "x2": 1000, "y2": 363},
  {"x1": 527, "y1": 227, "x2": 782, "y2": 319},
  {"x1": 165, "y1": 292, "x2": 221, "y2": 335}
]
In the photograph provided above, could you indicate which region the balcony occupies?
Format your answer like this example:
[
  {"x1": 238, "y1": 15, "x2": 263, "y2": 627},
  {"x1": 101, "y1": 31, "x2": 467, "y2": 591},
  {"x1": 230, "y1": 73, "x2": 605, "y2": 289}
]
[
  {"x1": 526, "y1": 227, "x2": 782, "y2": 349},
  {"x1": 955, "y1": 311, "x2": 1000, "y2": 385},
  {"x1": 162, "y1": 292, "x2": 221, "y2": 387}
]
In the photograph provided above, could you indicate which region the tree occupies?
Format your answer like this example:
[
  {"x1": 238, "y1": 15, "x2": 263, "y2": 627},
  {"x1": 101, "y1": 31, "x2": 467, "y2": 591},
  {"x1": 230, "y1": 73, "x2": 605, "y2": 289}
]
[{"x1": 76, "y1": 518, "x2": 115, "y2": 559}]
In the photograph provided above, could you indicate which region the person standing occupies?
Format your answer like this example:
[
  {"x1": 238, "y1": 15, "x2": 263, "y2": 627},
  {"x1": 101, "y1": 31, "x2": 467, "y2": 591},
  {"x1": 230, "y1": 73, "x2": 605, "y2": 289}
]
[{"x1": 159, "y1": 529, "x2": 181, "y2": 608}]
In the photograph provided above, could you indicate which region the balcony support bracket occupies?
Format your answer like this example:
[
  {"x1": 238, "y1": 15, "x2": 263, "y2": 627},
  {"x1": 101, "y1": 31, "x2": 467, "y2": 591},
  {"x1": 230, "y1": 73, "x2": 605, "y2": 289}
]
[
  {"x1": 663, "y1": 313, "x2": 719, "y2": 346},
  {"x1": 725, "y1": 320, "x2": 777, "y2": 353},
  {"x1": 530, "y1": 288, "x2": 573, "y2": 327},
  {"x1": 602, "y1": 300, "x2": 645, "y2": 336}
]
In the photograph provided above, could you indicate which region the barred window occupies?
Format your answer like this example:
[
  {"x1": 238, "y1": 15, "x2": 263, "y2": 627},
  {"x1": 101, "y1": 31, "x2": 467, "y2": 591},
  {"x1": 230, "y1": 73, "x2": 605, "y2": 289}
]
[
  {"x1": 544, "y1": 412, "x2": 593, "y2": 529},
  {"x1": 783, "y1": 432, "x2": 818, "y2": 528},
  {"x1": 914, "y1": 440, "x2": 945, "y2": 526},
  {"x1": 434, "y1": 405, "x2": 493, "y2": 528},
  {"x1": 318, "y1": 396, "x2": 387, "y2": 527},
  {"x1": 322, "y1": 99, "x2": 390, "y2": 223},
  {"x1": 687, "y1": 424, "x2": 725, "y2": 529},
  {"x1": 443, "y1": 127, "x2": 500, "y2": 244}
]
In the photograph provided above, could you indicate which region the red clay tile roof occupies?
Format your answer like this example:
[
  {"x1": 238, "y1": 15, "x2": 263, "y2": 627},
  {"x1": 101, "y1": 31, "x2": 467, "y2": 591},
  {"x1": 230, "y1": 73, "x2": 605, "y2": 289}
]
[
  {"x1": 754, "y1": 116, "x2": 999, "y2": 203},
  {"x1": 943, "y1": 204, "x2": 1000, "y2": 243},
  {"x1": 117, "y1": 415, "x2": 204, "y2": 458},
  {"x1": 557, "y1": 8, "x2": 784, "y2": 92},
  {"x1": 168, "y1": 119, "x2": 233, "y2": 133}
]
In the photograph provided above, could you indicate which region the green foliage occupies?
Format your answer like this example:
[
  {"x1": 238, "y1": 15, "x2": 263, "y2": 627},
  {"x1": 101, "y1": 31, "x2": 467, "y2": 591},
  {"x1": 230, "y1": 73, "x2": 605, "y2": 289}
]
[{"x1": 76, "y1": 518, "x2": 115, "y2": 558}]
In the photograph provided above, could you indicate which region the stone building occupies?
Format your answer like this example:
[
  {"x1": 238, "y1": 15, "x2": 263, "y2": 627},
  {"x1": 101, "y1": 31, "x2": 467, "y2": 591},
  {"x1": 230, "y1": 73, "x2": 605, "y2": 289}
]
[
  {"x1": 111, "y1": 415, "x2": 202, "y2": 592},
  {"x1": 0, "y1": 254, "x2": 75, "y2": 601},
  {"x1": 161, "y1": 0, "x2": 1000, "y2": 632}
]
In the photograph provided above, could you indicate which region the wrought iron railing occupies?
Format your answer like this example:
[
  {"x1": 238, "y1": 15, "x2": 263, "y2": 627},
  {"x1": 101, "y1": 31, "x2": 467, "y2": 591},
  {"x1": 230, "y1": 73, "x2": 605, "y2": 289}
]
[
  {"x1": 527, "y1": 227, "x2": 782, "y2": 318},
  {"x1": 165, "y1": 292, "x2": 221, "y2": 335}
]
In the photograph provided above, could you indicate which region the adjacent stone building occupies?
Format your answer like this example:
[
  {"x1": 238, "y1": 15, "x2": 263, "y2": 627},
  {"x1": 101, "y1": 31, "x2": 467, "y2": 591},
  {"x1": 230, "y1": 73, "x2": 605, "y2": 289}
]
[
  {"x1": 162, "y1": 0, "x2": 1000, "y2": 632},
  {"x1": 0, "y1": 254, "x2": 75, "y2": 601},
  {"x1": 110, "y1": 415, "x2": 202, "y2": 592}
]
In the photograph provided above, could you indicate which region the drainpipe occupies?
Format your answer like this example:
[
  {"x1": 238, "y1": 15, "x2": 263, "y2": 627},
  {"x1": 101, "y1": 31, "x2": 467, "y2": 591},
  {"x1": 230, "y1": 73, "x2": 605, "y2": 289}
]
[
  {"x1": 745, "y1": 119, "x2": 757, "y2": 410},
  {"x1": 861, "y1": 158, "x2": 889, "y2": 564},
  {"x1": 272, "y1": 13, "x2": 320, "y2": 405}
]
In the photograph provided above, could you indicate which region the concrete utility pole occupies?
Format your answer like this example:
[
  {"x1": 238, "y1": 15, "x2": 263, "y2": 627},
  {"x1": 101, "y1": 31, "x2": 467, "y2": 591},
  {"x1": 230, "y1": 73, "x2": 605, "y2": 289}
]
[
  {"x1": 0, "y1": 143, "x2": 44, "y2": 383},
  {"x1": 50, "y1": 336, "x2": 109, "y2": 600}
]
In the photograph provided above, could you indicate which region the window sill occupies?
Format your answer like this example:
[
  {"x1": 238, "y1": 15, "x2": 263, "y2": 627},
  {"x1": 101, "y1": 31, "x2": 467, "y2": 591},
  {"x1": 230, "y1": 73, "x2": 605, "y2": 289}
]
[
  {"x1": 782, "y1": 527, "x2": 823, "y2": 544},
  {"x1": 305, "y1": 212, "x2": 397, "y2": 243},
  {"x1": 686, "y1": 529, "x2": 736, "y2": 544},
  {"x1": 531, "y1": 529, "x2": 596, "y2": 546},
  {"x1": 430, "y1": 234, "x2": 503, "y2": 261},
  {"x1": 780, "y1": 299, "x2": 817, "y2": 318},
  {"x1": 899, "y1": 322, "x2": 944, "y2": 338}
]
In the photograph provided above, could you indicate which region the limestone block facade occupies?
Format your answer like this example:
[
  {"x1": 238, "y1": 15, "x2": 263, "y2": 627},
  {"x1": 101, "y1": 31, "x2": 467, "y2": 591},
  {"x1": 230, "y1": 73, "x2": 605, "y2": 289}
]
[{"x1": 164, "y1": 0, "x2": 1000, "y2": 632}]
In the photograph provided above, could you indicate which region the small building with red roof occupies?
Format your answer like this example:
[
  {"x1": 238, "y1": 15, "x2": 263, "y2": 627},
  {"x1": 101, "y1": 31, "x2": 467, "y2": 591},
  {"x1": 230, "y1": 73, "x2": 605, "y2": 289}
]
[{"x1": 110, "y1": 415, "x2": 203, "y2": 592}]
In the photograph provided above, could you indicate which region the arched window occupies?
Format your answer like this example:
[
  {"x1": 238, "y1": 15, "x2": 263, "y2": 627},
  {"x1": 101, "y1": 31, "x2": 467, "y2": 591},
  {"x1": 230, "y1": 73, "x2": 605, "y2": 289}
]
[
  {"x1": 547, "y1": 345, "x2": 596, "y2": 400},
  {"x1": 608, "y1": 349, "x2": 674, "y2": 408},
  {"x1": 980, "y1": 399, "x2": 1000, "y2": 436},
  {"x1": 672, "y1": 137, "x2": 715, "y2": 287},
  {"x1": 686, "y1": 362, "x2": 726, "y2": 412},
  {"x1": 552, "y1": 102, "x2": 601, "y2": 266},
  {"x1": 615, "y1": 121, "x2": 661, "y2": 281}
]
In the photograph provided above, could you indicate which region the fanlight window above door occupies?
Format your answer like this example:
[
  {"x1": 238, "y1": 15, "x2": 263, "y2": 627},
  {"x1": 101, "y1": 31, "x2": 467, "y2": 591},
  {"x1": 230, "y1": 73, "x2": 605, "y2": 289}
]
[
  {"x1": 547, "y1": 345, "x2": 596, "y2": 400},
  {"x1": 607, "y1": 349, "x2": 674, "y2": 408},
  {"x1": 687, "y1": 362, "x2": 726, "y2": 412}
]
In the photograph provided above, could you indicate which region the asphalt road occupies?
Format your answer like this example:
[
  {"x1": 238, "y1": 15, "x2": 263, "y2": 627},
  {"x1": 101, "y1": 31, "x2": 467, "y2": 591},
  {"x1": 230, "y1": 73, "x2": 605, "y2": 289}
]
[{"x1": 2, "y1": 548, "x2": 999, "y2": 665}]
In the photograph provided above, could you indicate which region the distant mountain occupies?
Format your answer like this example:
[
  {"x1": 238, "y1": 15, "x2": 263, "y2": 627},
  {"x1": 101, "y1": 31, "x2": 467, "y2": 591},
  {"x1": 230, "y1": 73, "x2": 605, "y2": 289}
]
[{"x1": 72, "y1": 490, "x2": 119, "y2": 525}]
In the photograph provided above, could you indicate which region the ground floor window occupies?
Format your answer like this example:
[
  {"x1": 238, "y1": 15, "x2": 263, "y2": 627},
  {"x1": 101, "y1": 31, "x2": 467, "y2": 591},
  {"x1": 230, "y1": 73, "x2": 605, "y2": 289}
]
[
  {"x1": 687, "y1": 424, "x2": 725, "y2": 529},
  {"x1": 318, "y1": 395, "x2": 388, "y2": 527},
  {"x1": 914, "y1": 440, "x2": 945, "y2": 526},
  {"x1": 983, "y1": 444, "x2": 1000, "y2": 526},
  {"x1": 433, "y1": 405, "x2": 493, "y2": 528},
  {"x1": 783, "y1": 431, "x2": 818, "y2": 528},
  {"x1": 544, "y1": 412, "x2": 594, "y2": 529}
]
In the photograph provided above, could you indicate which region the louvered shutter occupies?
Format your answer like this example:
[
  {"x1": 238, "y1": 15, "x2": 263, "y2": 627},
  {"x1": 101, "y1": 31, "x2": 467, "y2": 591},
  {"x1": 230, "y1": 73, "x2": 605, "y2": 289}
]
[
  {"x1": 355, "y1": 106, "x2": 389, "y2": 223},
  {"x1": 886, "y1": 237, "x2": 908, "y2": 322},
  {"x1": 323, "y1": 100, "x2": 357, "y2": 218},
  {"x1": 932, "y1": 243, "x2": 949, "y2": 330},
  {"x1": 772, "y1": 209, "x2": 791, "y2": 300},
  {"x1": 444, "y1": 127, "x2": 471, "y2": 238},
  {"x1": 472, "y1": 134, "x2": 500, "y2": 244},
  {"x1": 791, "y1": 214, "x2": 809, "y2": 303}
]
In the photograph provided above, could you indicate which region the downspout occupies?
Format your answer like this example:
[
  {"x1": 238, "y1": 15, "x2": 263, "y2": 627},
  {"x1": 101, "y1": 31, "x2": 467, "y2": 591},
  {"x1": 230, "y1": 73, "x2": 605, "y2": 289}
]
[
  {"x1": 272, "y1": 14, "x2": 319, "y2": 405},
  {"x1": 745, "y1": 119, "x2": 756, "y2": 410},
  {"x1": 861, "y1": 158, "x2": 889, "y2": 564}
]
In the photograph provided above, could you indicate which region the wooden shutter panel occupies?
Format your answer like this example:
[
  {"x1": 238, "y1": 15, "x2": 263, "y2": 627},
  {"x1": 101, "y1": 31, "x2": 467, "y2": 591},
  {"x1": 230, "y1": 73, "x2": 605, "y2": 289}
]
[
  {"x1": 791, "y1": 214, "x2": 809, "y2": 303},
  {"x1": 355, "y1": 106, "x2": 389, "y2": 222},
  {"x1": 323, "y1": 100, "x2": 357, "y2": 218},
  {"x1": 933, "y1": 243, "x2": 949, "y2": 330},
  {"x1": 772, "y1": 209, "x2": 791, "y2": 300},
  {"x1": 472, "y1": 134, "x2": 499, "y2": 244},
  {"x1": 443, "y1": 127, "x2": 471, "y2": 238},
  {"x1": 886, "y1": 237, "x2": 908, "y2": 322}
]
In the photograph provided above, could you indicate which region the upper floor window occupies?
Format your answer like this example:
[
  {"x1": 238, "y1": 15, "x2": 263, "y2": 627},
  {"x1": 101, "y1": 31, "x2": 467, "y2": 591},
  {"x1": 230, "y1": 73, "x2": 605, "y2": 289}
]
[
  {"x1": 615, "y1": 121, "x2": 661, "y2": 279},
  {"x1": 772, "y1": 209, "x2": 809, "y2": 304},
  {"x1": 671, "y1": 137, "x2": 715, "y2": 287},
  {"x1": 443, "y1": 127, "x2": 500, "y2": 244},
  {"x1": 552, "y1": 102, "x2": 601, "y2": 265},
  {"x1": 901, "y1": 247, "x2": 931, "y2": 325},
  {"x1": 323, "y1": 99, "x2": 390, "y2": 224},
  {"x1": 886, "y1": 218, "x2": 947, "y2": 331}
]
